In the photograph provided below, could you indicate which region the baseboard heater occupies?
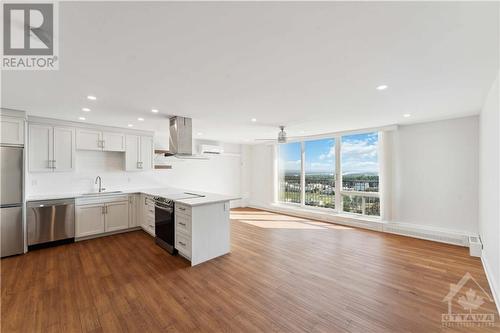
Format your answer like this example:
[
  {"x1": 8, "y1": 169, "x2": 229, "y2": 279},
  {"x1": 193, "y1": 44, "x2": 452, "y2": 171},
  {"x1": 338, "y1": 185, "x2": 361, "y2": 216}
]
[{"x1": 468, "y1": 236, "x2": 482, "y2": 257}]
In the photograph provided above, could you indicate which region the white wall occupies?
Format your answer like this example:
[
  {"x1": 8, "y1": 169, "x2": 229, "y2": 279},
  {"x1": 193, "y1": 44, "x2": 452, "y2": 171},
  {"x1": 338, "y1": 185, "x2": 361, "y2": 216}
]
[
  {"x1": 27, "y1": 140, "x2": 244, "y2": 207},
  {"x1": 391, "y1": 116, "x2": 479, "y2": 234},
  {"x1": 244, "y1": 116, "x2": 480, "y2": 236},
  {"x1": 479, "y1": 71, "x2": 500, "y2": 305},
  {"x1": 246, "y1": 144, "x2": 274, "y2": 208}
]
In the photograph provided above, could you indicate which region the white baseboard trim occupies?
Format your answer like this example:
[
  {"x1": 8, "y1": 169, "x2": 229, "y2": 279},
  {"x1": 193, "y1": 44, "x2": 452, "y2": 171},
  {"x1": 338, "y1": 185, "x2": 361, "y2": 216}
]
[
  {"x1": 244, "y1": 203, "x2": 471, "y2": 247},
  {"x1": 481, "y1": 253, "x2": 500, "y2": 316}
]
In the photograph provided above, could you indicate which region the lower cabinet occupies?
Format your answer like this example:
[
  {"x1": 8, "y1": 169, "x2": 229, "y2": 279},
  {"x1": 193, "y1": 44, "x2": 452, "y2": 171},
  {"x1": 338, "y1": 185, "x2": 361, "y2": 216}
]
[
  {"x1": 128, "y1": 194, "x2": 139, "y2": 228},
  {"x1": 75, "y1": 204, "x2": 105, "y2": 237},
  {"x1": 76, "y1": 197, "x2": 129, "y2": 238},
  {"x1": 105, "y1": 201, "x2": 129, "y2": 232},
  {"x1": 140, "y1": 194, "x2": 155, "y2": 236}
]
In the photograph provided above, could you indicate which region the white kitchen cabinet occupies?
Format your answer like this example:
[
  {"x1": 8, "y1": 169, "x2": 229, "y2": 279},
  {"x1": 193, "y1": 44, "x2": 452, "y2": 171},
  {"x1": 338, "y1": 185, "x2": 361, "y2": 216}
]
[
  {"x1": 174, "y1": 201, "x2": 230, "y2": 266},
  {"x1": 140, "y1": 194, "x2": 155, "y2": 236},
  {"x1": 105, "y1": 201, "x2": 129, "y2": 232},
  {"x1": 125, "y1": 135, "x2": 140, "y2": 171},
  {"x1": 125, "y1": 135, "x2": 153, "y2": 171},
  {"x1": 29, "y1": 124, "x2": 53, "y2": 172},
  {"x1": 76, "y1": 129, "x2": 125, "y2": 152},
  {"x1": 29, "y1": 124, "x2": 75, "y2": 172},
  {"x1": 102, "y1": 132, "x2": 125, "y2": 152},
  {"x1": 76, "y1": 129, "x2": 101, "y2": 150},
  {"x1": 76, "y1": 196, "x2": 130, "y2": 238},
  {"x1": 128, "y1": 194, "x2": 138, "y2": 228},
  {"x1": 140, "y1": 136, "x2": 153, "y2": 170},
  {"x1": 76, "y1": 204, "x2": 105, "y2": 237},
  {"x1": 0, "y1": 116, "x2": 24, "y2": 145},
  {"x1": 53, "y1": 127, "x2": 76, "y2": 172}
]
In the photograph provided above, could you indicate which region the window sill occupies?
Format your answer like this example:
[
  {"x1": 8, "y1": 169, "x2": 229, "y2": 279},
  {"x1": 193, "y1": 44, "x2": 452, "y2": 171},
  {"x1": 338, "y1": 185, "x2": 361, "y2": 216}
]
[{"x1": 269, "y1": 202, "x2": 385, "y2": 231}]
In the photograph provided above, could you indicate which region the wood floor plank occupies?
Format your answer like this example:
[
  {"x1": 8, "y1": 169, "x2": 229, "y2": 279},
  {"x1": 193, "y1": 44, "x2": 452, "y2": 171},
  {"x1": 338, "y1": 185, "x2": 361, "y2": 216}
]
[{"x1": 1, "y1": 208, "x2": 499, "y2": 332}]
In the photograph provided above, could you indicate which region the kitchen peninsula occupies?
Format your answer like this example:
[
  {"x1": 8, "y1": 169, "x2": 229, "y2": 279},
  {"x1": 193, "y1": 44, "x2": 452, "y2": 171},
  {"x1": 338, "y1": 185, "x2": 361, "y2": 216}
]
[{"x1": 27, "y1": 187, "x2": 239, "y2": 266}]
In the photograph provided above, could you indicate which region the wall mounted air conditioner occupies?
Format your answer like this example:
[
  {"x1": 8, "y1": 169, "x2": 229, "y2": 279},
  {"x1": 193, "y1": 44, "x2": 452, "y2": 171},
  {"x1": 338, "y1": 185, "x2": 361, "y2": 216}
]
[{"x1": 200, "y1": 144, "x2": 224, "y2": 155}]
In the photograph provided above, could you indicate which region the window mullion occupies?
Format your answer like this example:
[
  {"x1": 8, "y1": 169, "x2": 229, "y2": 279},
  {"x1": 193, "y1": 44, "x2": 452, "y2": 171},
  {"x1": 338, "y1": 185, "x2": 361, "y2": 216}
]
[
  {"x1": 335, "y1": 135, "x2": 342, "y2": 212},
  {"x1": 300, "y1": 141, "x2": 305, "y2": 206}
]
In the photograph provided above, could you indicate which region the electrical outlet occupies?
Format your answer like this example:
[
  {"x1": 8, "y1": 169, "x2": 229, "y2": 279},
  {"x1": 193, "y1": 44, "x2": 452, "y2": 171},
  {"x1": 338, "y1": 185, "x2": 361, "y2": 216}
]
[{"x1": 31, "y1": 179, "x2": 38, "y2": 186}]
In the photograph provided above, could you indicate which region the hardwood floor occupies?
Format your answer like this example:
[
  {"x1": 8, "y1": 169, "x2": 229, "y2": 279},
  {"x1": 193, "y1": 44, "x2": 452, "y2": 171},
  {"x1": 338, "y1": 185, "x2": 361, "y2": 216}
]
[{"x1": 2, "y1": 208, "x2": 499, "y2": 332}]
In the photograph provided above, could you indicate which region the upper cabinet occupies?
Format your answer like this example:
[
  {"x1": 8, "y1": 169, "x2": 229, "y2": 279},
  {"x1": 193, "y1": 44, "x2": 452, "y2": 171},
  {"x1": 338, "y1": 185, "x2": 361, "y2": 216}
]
[
  {"x1": 29, "y1": 124, "x2": 75, "y2": 172},
  {"x1": 76, "y1": 129, "x2": 125, "y2": 152},
  {"x1": 125, "y1": 135, "x2": 153, "y2": 171},
  {"x1": 0, "y1": 115, "x2": 24, "y2": 145},
  {"x1": 102, "y1": 132, "x2": 126, "y2": 152},
  {"x1": 26, "y1": 117, "x2": 155, "y2": 173}
]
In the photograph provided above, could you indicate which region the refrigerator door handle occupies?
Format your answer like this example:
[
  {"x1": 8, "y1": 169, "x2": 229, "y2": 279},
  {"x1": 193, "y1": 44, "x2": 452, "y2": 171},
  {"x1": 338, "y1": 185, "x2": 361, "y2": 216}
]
[{"x1": 0, "y1": 204, "x2": 22, "y2": 209}]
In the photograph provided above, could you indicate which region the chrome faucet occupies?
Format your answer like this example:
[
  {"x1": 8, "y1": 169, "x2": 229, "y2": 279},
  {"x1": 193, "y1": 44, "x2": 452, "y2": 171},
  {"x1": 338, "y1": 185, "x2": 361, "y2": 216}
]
[{"x1": 95, "y1": 176, "x2": 106, "y2": 193}]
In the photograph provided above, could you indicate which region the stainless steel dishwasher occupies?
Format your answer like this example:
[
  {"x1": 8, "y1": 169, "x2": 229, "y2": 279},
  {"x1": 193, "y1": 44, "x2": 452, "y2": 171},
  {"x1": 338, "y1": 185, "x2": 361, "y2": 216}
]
[{"x1": 27, "y1": 198, "x2": 75, "y2": 249}]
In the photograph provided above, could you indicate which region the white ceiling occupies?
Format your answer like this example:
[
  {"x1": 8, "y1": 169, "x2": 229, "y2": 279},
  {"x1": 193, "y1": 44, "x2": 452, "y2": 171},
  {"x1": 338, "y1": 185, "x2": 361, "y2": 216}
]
[{"x1": 2, "y1": 1, "x2": 499, "y2": 143}]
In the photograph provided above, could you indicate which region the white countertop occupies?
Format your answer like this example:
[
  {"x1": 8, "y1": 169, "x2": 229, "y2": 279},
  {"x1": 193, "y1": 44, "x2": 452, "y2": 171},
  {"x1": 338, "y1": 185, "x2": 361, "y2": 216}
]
[{"x1": 26, "y1": 187, "x2": 240, "y2": 207}]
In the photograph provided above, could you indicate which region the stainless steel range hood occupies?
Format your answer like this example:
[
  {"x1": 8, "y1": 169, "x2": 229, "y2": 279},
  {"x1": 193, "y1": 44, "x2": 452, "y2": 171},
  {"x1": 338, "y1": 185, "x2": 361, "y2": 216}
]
[{"x1": 165, "y1": 116, "x2": 193, "y2": 156}]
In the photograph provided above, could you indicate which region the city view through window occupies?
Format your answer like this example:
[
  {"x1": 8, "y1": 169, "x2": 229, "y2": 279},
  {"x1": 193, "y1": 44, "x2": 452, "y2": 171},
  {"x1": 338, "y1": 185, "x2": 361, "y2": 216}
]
[{"x1": 278, "y1": 132, "x2": 380, "y2": 216}]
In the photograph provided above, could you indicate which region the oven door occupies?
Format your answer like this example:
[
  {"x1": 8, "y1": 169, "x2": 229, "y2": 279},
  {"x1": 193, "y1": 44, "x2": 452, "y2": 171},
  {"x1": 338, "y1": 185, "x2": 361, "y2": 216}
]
[{"x1": 154, "y1": 201, "x2": 175, "y2": 254}]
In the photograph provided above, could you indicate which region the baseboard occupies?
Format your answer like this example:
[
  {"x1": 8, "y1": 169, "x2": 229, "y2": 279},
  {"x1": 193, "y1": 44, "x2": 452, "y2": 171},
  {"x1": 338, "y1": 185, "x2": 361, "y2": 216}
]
[
  {"x1": 481, "y1": 253, "x2": 500, "y2": 316},
  {"x1": 244, "y1": 204, "x2": 471, "y2": 247}
]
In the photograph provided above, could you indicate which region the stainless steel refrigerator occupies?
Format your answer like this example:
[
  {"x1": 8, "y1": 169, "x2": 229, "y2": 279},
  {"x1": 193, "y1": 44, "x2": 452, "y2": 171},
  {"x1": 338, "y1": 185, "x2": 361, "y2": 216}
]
[{"x1": 1, "y1": 146, "x2": 24, "y2": 257}]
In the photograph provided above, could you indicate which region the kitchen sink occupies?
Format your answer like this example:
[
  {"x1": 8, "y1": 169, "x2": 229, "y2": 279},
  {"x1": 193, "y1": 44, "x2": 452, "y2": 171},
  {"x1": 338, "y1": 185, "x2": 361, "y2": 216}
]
[{"x1": 81, "y1": 191, "x2": 123, "y2": 196}]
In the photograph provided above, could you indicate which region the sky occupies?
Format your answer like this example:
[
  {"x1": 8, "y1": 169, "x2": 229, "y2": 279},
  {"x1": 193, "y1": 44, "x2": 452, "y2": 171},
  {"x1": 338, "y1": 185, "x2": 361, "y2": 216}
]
[{"x1": 279, "y1": 132, "x2": 379, "y2": 174}]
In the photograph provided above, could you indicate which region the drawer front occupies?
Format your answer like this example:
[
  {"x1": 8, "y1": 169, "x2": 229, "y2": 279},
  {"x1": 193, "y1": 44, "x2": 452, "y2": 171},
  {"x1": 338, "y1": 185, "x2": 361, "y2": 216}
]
[
  {"x1": 175, "y1": 232, "x2": 191, "y2": 258},
  {"x1": 175, "y1": 213, "x2": 191, "y2": 235},
  {"x1": 175, "y1": 203, "x2": 191, "y2": 216}
]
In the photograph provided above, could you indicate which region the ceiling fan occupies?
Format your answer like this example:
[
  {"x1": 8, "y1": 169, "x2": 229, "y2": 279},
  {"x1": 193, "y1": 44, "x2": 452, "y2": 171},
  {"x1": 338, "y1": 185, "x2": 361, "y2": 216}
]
[{"x1": 255, "y1": 125, "x2": 305, "y2": 144}]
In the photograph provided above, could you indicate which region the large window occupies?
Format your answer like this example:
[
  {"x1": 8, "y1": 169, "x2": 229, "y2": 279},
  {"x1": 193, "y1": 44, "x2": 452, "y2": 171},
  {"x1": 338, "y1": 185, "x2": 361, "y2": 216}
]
[
  {"x1": 278, "y1": 142, "x2": 301, "y2": 204},
  {"x1": 305, "y1": 139, "x2": 335, "y2": 209},
  {"x1": 341, "y1": 132, "x2": 380, "y2": 216},
  {"x1": 277, "y1": 131, "x2": 381, "y2": 217}
]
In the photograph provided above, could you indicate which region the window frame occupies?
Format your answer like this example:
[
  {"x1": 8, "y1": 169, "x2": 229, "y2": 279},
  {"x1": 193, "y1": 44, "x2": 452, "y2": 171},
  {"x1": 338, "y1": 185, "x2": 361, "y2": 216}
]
[{"x1": 276, "y1": 131, "x2": 382, "y2": 218}]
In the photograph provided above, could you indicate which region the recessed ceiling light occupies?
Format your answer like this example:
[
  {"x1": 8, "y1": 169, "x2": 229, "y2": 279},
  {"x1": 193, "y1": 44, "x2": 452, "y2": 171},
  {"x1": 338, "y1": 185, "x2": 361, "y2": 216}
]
[
  {"x1": 403, "y1": 113, "x2": 411, "y2": 118},
  {"x1": 82, "y1": 107, "x2": 91, "y2": 112},
  {"x1": 376, "y1": 85, "x2": 388, "y2": 90},
  {"x1": 78, "y1": 117, "x2": 86, "y2": 121},
  {"x1": 151, "y1": 109, "x2": 159, "y2": 113},
  {"x1": 251, "y1": 118, "x2": 257, "y2": 122},
  {"x1": 137, "y1": 117, "x2": 144, "y2": 121},
  {"x1": 87, "y1": 95, "x2": 97, "y2": 100},
  {"x1": 128, "y1": 124, "x2": 133, "y2": 127},
  {"x1": 197, "y1": 132, "x2": 203, "y2": 136}
]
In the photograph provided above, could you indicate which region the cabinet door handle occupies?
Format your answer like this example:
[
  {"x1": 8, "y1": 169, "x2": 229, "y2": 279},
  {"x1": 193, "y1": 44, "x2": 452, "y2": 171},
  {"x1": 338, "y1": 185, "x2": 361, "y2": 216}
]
[
  {"x1": 102, "y1": 206, "x2": 105, "y2": 214},
  {"x1": 179, "y1": 241, "x2": 186, "y2": 246},
  {"x1": 179, "y1": 222, "x2": 186, "y2": 226},
  {"x1": 178, "y1": 207, "x2": 186, "y2": 211},
  {"x1": 105, "y1": 205, "x2": 108, "y2": 214}
]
